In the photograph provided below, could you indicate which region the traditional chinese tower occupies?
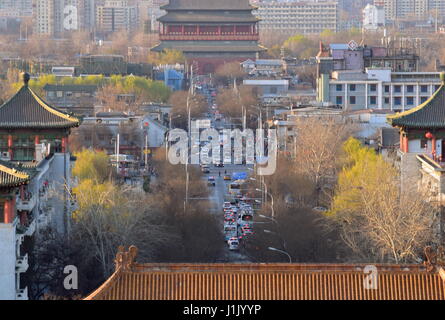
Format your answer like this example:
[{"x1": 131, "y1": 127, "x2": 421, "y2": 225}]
[
  {"x1": 388, "y1": 73, "x2": 445, "y2": 205},
  {"x1": 0, "y1": 73, "x2": 80, "y2": 161},
  {"x1": 152, "y1": 0, "x2": 265, "y2": 74}
]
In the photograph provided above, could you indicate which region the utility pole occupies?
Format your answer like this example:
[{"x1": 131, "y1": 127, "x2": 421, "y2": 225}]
[
  {"x1": 144, "y1": 133, "x2": 148, "y2": 170},
  {"x1": 116, "y1": 133, "x2": 120, "y2": 174}
]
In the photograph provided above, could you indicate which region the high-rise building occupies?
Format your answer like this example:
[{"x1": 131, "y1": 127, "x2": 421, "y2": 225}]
[
  {"x1": 254, "y1": 1, "x2": 338, "y2": 35},
  {"x1": 363, "y1": 3, "x2": 386, "y2": 30},
  {"x1": 95, "y1": 0, "x2": 139, "y2": 34},
  {"x1": 0, "y1": 0, "x2": 33, "y2": 17},
  {"x1": 33, "y1": 0, "x2": 94, "y2": 36},
  {"x1": 381, "y1": 0, "x2": 445, "y2": 21}
]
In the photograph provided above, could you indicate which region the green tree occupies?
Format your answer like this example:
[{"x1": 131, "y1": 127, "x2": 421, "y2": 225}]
[
  {"x1": 329, "y1": 138, "x2": 439, "y2": 263},
  {"x1": 72, "y1": 149, "x2": 110, "y2": 184}
]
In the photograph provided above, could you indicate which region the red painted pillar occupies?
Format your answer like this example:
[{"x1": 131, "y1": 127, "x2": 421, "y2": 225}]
[
  {"x1": 62, "y1": 137, "x2": 68, "y2": 153},
  {"x1": 7, "y1": 135, "x2": 13, "y2": 160},
  {"x1": 432, "y1": 136, "x2": 437, "y2": 159},
  {"x1": 181, "y1": 25, "x2": 184, "y2": 35},
  {"x1": 403, "y1": 135, "x2": 409, "y2": 153},
  {"x1": 3, "y1": 199, "x2": 14, "y2": 224}
]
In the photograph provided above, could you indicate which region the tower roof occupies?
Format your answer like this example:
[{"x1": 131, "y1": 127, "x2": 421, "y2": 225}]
[
  {"x1": 161, "y1": 0, "x2": 254, "y2": 11},
  {"x1": 0, "y1": 74, "x2": 80, "y2": 130},
  {"x1": 388, "y1": 73, "x2": 445, "y2": 129},
  {"x1": 0, "y1": 162, "x2": 29, "y2": 189}
]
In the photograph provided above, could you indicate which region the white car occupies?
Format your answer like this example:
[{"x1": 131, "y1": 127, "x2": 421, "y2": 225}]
[
  {"x1": 223, "y1": 202, "x2": 231, "y2": 210},
  {"x1": 228, "y1": 238, "x2": 239, "y2": 250}
]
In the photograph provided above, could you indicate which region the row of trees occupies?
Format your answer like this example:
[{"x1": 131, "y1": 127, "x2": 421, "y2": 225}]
[
  {"x1": 27, "y1": 148, "x2": 223, "y2": 299},
  {"x1": 244, "y1": 117, "x2": 439, "y2": 264}
]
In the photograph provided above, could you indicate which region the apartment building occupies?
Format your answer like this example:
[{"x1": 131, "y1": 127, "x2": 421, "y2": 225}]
[
  {"x1": 382, "y1": 0, "x2": 445, "y2": 21},
  {"x1": 319, "y1": 68, "x2": 442, "y2": 111},
  {"x1": 254, "y1": 1, "x2": 338, "y2": 34},
  {"x1": 96, "y1": 0, "x2": 138, "y2": 34},
  {"x1": 0, "y1": 0, "x2": 33, "y2": 17},
  {"x1": 33, "y1": 0, "x2": 95, "y2": 36}
]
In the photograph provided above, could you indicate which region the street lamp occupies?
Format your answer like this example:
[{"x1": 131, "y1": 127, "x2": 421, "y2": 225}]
[
  {"x1": 255, "y1": 187, "x2": 274, "y2": 218},
  {"x1": 264, "y1": 229, "x2": 287, "y2": 251},
  {"x1": 268, "y1": 247, "x2": 292, "y2": 263}
]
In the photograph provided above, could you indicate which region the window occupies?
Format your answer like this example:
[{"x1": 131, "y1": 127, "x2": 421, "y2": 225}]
[
  {"x1": 407, "y1": 85, "x2": 414, "y2": 93},
  {"x1": 370, "y1": 84, "x2": 377, "y2": 92},
  {"x1": 421, "y1": 96, "x2": 428, "y2": 103},
  {"x1": 336, "y1": 96, "x2": 343, "y2": 104},
  {"x1": 370, "y1": 96, "x2": 377, "y2": 105},
  {"x1": 394, "y1": 85, "x2": 401, "y2": 93},
  {"x1": 435, "y1": 85, "x2": 441, "y2": 92},
  {"x1": 421, "y1": 85, "x2": 428, "y2": 93},
  {"x1": 384, "y1": 85, "x2": 390, "y2": 93},
  {"x1": 421, "y1": 139, "x2": 428, "y2": 149},
  {"x1": 349, "y1": 96, "x2": 356, "y2": 104},
  {"x1": 336, "y1": 84, "x2": 342, "y2": 91},
  {"x1": 394, "y1": 97, "x2": 401, "y2": 106},
  {"x1": 406, "y1": 97, "x2": 414, "y2": 105},
  {"x1": 270, "y1": 87, "x2": 278, "y2": 94},
  {"x1": 384, "y1": 97, "x2": 390, "y2": 104},
  {"x1": 56, "y1": 91, "x2": 63, "y2": 98},
  {"x1": 349, "y1": 84, "x2": 356, "y2": 91}
]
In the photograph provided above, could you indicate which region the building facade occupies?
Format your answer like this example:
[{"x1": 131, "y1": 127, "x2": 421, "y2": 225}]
[
  {"x1": 318, "y1": 68, "x2": 442, "y2": 111},
  {"x1": 95, "y1": 0, "x2": 139, "y2": 34},
  {"x1": 363, "y1": 4, "x2": 386, "y2": 31},
  {"x1": 152, "y1": 0, "x2": 265, "y2": 74},
  {"x1": 253, "y1": 1, "x2": 338, "y2": 35}
]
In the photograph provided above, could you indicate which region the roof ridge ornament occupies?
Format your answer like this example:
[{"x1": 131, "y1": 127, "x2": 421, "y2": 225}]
[
  {"x1": 115, "y1": 246, "x2": 138, "y2": 272},
  {"x1": 22, "y1": 72, "x2": 30, "y2": 87}
]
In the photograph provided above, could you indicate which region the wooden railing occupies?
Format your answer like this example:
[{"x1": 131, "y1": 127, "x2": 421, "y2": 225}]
[{"x1": 159, "y1": 34, "x2": 259, "y2": 41}]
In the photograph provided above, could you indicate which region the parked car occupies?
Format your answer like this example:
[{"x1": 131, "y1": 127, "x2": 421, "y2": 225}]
[
  {"x1": 224, "y1": 175, "x2": 231, "y2": 181},
  {"x1": 208, "y1": 176, "x2": 216, "y2": 186}
]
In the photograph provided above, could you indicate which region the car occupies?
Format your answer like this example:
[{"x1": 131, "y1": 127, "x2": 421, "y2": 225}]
[
  {"x1": 241, "y1": 225, "x2": 253, "y2": 236},
  {"x1": 223, "y1": 175, "x2": 231, "y2": 181},
  {"x1": 223, "y1": 202, "x2": 231, "y2": 210},
  {"x1": 201, "y1": 165, "x2": 210, "y2": 173},
  {"x1": 228, "y1": 238, "x2": 239, "y2": 250},
  {"x1": 207, "y1": 176, "x2": 216, "y2": 186},
  {"x1": 214, "y1": 162, "x2": 224, "y2": 167},
  {"x1": 312, "y1": 206, "x2": 328, "y2": 213}
]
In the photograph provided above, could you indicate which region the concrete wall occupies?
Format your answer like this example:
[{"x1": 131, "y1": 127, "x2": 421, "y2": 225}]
[{"x1": 0, "y1": 223, "x2": 16, "y2": 300}]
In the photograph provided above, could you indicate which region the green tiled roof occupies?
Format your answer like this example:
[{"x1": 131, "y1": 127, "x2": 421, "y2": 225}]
[
  {"x1": 388, "y1": 74, "x2": 445, "y2": 129},
  {"x1": 0, "y1": 162, "x2": 29, "y2": 188},
  {"x1": 0, "y1": 80, "x2": 81, "y2": 130},
  {"x1": 162, "y1": 0, "x2": 254, "y2": 11},
  {"x1": 158, "y1": 11, "x2": 259, "y2": 23}
]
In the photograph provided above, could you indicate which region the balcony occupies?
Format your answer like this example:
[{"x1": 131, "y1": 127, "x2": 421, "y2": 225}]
[
  {"x1": 16, "y1": 193, "x2": 37, "y2": 212},
  {"x1": 159, "y1": 34, "x2": 260, "y2": 41},
  {"x1": 16, "y1": 287, "x2": 28, "y2": 300},
  {"x1": 16, "y1": 253, "x2": 29, "y2": 273}
]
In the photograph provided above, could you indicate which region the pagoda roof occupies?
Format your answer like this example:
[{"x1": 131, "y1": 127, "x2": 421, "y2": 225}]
[
  {"x1": 0, "y1": 75, "x2": 81, "y2": 130},
  {"x1": 152, "y1": 41, "x2": 266, "y2": 53},
  {"x1": 388, "y1": 73, "x2": 445, "y2": 129},
  {"x1": 161, "y1": 0, "x2": 254, "y2": 11},
  {"x1": 84, "y1": 246, "x2": 445, "y2": 300},
  {"x1": 0, "y1": 162, "x2": 29, "y2": 189},
  {"x1": 158, "y1": 11, "x2": 259, "y2": 23}
]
